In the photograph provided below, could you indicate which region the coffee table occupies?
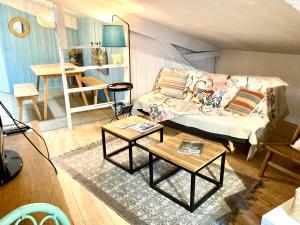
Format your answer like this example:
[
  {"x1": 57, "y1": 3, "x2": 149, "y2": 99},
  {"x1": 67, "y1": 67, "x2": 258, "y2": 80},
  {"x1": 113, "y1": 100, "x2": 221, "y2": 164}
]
[
  {"x1": 148, "y1": 133, "x2": 226, "y2": 212},
  {"x1": 101, "y1": 116, "x2": 163, "y2": 174}
]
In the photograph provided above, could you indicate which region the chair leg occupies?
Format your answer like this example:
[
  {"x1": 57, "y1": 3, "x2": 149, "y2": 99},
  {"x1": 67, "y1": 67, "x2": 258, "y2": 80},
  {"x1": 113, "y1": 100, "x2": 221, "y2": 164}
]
[
  {"x1": 32, "y1": 96, "x2": 42, "y2": 120},
  {"x1": 17, "y1": 98, "x2": 23, "y2": 122},
  {"x1": 93, "y1": 90, "x2": 98, "y2": 105},
  {"x1": 227, "y1": 140, "x2": 235, "y2": 153},
  {"x1": 104, "y1": 88, "x2": 110, "y2": 102},
  {"x1": 67, "y1": 77, "x2": 74, "y2": 97},
  {"x1": 258, "y1": 150, "x2": 273, "y2": 178}
]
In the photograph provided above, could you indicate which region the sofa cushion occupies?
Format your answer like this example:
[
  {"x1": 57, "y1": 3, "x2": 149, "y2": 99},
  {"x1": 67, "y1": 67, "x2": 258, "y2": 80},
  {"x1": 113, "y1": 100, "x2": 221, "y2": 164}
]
[
  {"x1": 159, "y1": 68, "x2": 188, "y2": 99},
  {"x1": 225, "y1": 88, "x2": 265, "y2": 116},
  {"x1": 290, "y1": 187, "x2": 300, "y2": 222},
  {"x1": 291, "y1": 138, "x2": 300, "y2": 151}
]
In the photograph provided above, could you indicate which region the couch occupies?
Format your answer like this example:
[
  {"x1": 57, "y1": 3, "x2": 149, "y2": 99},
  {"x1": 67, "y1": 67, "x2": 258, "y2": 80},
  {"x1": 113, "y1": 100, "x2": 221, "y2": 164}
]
[{"x1": 133, "y1": 68, "x2": 289, "y2": 159}]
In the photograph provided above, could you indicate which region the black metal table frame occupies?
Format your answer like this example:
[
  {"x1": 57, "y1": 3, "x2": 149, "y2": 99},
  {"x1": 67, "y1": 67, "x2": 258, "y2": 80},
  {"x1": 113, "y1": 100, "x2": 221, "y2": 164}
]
[
  {"x1": 102, "y1": 127, "x2": 164, "y2": 174},
  {"x1": 149, "y1": 151, "x2": 226, "y2": 212}
]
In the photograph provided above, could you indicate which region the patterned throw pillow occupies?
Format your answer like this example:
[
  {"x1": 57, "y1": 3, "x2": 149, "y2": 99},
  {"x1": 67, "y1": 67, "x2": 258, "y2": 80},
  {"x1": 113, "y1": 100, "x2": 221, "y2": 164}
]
[
  {"x1": 159, "y1": 68, "x2": 188, "y2": 99},
  {"x1": 225, "y1": 88, "x2": 265, "y2": 116}
]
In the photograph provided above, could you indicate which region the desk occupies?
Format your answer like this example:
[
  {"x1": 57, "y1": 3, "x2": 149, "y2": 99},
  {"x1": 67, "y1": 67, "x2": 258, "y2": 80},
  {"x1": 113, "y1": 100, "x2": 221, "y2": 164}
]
[
  {"x1": 0, "y1": 122, "x2": 72, "y2": 223},
  {"x1": 30, "y1": 63, "x2": 88, "y2": 120}
]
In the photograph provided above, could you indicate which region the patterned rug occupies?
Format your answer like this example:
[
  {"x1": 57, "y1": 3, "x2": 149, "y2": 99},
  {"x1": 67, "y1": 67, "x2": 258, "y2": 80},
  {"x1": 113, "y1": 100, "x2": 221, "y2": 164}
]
[{"x1": 53, "y1": 135, "x2": 262, "y2": 225}]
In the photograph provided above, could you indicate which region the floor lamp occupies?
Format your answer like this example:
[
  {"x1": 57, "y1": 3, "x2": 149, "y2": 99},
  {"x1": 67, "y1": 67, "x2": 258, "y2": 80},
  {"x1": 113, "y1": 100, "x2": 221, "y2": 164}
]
[
  {"x1": 102, "y1": 15, "x2": 131, "y2": 84},
  {"x1": 102, "y1": 15, "x2": 132, "y2": 114}
]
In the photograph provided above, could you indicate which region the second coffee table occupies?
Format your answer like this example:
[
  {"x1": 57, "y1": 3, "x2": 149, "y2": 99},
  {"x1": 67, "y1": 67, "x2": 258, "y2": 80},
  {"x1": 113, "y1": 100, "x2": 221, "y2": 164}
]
[
  {"x1": 101, "y1": 116, "x2": 163, "y2": 174},
  {"x1": 148, "y1": 133, "x2": 226, "y2": 212}
]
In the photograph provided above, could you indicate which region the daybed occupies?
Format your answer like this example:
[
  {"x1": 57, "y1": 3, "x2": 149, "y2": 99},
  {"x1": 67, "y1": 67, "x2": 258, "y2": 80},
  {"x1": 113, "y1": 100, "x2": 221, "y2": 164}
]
[{"x1": 133, "y1": 68, "x2": 289, "y2": 159}]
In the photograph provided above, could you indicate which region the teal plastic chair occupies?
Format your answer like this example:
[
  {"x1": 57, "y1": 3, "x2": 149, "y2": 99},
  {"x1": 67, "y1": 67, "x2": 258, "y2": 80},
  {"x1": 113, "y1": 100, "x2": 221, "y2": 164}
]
[{"x1": 0, "y1": 203, "x2": 71, "y2": 225}]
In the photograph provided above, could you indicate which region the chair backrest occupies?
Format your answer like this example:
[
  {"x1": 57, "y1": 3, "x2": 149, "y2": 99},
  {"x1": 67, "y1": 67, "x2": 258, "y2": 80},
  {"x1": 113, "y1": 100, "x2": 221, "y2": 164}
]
[
  {"x1": 291, "y1": 123, "x2": 300, "y2": 144},
  {"x1": 0, "y1": 203, "x2": 71, "y2": 225}
]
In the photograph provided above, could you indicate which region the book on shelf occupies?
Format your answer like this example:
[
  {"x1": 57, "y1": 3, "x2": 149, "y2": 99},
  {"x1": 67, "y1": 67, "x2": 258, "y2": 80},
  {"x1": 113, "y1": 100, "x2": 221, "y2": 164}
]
[
  {"x1": 129, "y1": 121, "x2": 159, "y2": 133},
  {"x1": 115, "y1": 120, "x2": 137, "y2": 129},
  {"x1": 178, "y1": 140, "x2": 203, "y2": 155}
]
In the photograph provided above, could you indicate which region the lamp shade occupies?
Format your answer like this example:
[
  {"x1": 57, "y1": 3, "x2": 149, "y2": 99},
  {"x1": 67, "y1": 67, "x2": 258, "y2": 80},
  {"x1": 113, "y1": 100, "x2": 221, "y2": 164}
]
[{"x1": 102, "y1": 25, "x2": 126, "y2": 47}]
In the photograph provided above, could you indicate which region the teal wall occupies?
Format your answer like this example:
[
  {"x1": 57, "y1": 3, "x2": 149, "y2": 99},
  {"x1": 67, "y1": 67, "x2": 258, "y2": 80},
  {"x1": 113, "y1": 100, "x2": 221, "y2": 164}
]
[
  {"x1": 0, "y1": 3, "x2": 79, "y2": 93},
  {"x1": 0, "y1": 32, "x2": 10, "y2": 93},
  {"x1": 0, "y1": 4, "x2": 124, "y2": 101}
]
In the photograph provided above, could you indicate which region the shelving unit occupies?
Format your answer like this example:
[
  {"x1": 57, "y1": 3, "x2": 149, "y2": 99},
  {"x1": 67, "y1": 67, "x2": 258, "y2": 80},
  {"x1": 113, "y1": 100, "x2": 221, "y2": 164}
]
[{"x1": 54, "y1": 5, "x2": 130, "y2": 128}]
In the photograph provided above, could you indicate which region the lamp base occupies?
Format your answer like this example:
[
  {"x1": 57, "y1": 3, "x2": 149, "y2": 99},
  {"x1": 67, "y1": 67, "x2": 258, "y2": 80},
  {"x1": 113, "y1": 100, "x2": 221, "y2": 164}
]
[
  {"x1": 111, "y1": 53, "x2": 122, "y2": 65},
  {"x1": 0, "y1": 150, "x2": 23, "y2": 185}
]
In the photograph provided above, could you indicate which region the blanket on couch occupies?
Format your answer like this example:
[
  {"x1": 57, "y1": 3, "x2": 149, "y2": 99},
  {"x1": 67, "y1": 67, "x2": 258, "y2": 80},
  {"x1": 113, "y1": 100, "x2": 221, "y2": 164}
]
[{"x1": 133, "y1": 68, "x2": 289, "y2": 159}]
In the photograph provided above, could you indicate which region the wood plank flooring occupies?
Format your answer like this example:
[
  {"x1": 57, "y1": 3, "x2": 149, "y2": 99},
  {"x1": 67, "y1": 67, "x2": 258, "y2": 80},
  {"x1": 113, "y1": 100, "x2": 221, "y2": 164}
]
[{"x1": 43, "y1": 119, "x2": 300, "y2": 225}]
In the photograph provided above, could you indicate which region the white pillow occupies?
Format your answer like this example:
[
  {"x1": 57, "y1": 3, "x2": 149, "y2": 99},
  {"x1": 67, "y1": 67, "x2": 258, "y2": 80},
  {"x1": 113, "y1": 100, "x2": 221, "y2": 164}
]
[
  {"x1": 291, "y1": 138, "x2": 300, "y2": 151},
  {"x1": 290, "y1": 187, "x2": 300, "y2": 222}
]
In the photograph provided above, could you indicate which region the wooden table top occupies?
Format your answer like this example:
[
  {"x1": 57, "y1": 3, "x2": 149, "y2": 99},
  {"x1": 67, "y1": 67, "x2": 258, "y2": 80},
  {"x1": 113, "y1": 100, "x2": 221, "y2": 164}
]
[
  {"x1": 0, "y1": 122, "x2": 72, "y2": 223},
  {"x1": 30, "y1": 63, "x2": 86, "y2": 76},
  {"x1": 102, "y1": 116, "x2": 163, "y2": 141},
  {"x1": 149, "y1": 133, "x2": 226, "y2": 172}
]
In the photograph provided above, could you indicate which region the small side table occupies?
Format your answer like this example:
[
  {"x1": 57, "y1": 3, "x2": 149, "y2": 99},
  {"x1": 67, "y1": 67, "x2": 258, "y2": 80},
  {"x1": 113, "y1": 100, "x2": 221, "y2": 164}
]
[
  {"x1": 108, "y1": 82, "x2": 133, "y2": 120},
  {"x1": 101, "y1": 116, "x2": 164, "y2": 174}
]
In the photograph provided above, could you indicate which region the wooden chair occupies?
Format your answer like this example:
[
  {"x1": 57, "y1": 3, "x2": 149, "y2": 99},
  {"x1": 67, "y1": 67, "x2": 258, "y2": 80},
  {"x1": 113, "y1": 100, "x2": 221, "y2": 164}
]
[
  {"x1": 258, "y1": 123, "x2": 300, "y2": 180},
  {"x1": 14, "y1": 83, "x2": 42, "y2": 122},
  {"x1": 0, "y1": 203, "x2": 71, "y2": 225},
  {"x1": 80, "y1": 76, "x2": 110, "y2": 104}
]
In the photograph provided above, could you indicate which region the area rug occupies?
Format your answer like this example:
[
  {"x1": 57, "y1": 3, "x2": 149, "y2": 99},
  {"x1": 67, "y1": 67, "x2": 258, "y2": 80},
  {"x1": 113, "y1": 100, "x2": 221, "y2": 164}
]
[{"x1": 53, "y1": 135, "x2": 262, "y2": 225}]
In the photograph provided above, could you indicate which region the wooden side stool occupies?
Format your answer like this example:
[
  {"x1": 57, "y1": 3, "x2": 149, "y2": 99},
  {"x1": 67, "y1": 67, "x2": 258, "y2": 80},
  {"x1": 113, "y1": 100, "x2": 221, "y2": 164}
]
[
  {"x1": 80, "y1": 76, "x2": 110, "y2": 104},
  {"x1": 14, "y1": 83, "x2": 42, "y2": 122}
]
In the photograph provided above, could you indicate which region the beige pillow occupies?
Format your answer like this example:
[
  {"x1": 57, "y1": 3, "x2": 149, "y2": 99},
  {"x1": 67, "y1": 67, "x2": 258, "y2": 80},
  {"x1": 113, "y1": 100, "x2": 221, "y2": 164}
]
[
  {"x1": 290, "y1": 187, "x2": 300, "y2": 222},
  {"x1": 291, "y1": 138, "x2": 300, "y2": 151},
  {"x1": 159, "y1": 68, "x2": 188, "y2": 99}
]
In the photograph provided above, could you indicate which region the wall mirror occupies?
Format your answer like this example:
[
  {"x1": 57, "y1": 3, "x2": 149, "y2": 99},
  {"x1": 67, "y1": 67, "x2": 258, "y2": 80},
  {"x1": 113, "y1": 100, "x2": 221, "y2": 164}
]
[{"x1": 9, "y1": 17, "x2": 30, "y2": 38}]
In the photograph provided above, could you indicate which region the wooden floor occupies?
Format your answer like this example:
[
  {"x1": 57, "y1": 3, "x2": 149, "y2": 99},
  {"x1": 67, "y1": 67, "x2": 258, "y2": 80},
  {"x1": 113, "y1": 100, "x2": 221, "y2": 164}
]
[{"x1": 43, "y1": 119, "x2": 300, "y2": 225}]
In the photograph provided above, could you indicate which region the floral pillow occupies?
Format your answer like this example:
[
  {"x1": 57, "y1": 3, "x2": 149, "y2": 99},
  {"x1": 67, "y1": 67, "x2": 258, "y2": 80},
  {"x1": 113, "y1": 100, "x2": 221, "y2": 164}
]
[
  {"x1": 191, "y1": 77, "x2": 213, "y2": 104},
  {"x1": 190, "y1": 72, "x2": 232, "y2": 108},
  {"x1": 191, "y1": 79, "x2": 225, "y2": 108}
]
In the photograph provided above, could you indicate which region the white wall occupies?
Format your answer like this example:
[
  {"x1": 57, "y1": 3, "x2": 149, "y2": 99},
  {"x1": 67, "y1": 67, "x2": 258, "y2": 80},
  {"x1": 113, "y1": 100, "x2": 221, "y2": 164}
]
[
  {"x1": 215, "y1": 50, "x2": 300, "y2": 124},
  {"x1": 131, "y1": 32, "x2": 216, "y2": 100}
]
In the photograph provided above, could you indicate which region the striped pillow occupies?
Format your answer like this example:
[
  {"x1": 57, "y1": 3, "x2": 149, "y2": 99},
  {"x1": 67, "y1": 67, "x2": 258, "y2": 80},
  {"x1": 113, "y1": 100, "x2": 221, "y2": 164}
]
[
  {"x1": 159, "y1": 68, "x2": 188, "y2": 99},
  {"x1": 225, "y1": 88, "x2": 265, "y2": 116}
]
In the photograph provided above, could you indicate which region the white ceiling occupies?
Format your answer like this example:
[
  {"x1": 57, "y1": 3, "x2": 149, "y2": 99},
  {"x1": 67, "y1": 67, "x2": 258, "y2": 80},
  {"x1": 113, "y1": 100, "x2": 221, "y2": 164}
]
[
  {"x1": 91, "y1": 0, "x2": 300, "y2": 54},
  {"x1": 6, "y1": 0, "x2": 300, "y2": 54}
]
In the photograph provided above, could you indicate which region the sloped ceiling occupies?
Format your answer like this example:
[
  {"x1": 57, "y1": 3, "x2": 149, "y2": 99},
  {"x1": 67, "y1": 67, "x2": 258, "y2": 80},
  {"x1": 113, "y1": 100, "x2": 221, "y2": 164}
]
[{"x1": 57, "y1": 0, "x2": 300, "y2": 54}]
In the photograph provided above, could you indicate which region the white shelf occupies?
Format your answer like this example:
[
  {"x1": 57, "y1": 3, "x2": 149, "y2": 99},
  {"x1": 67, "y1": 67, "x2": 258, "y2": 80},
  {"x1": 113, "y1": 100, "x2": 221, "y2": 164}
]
[
  {"x1": 62, "y1": 64, "x2": 127, "y2": 73},
  {"x1": 70, "y1": 102, "x2": 113, "y2": 113},
  {"x1": 82, "y1": 64, "x2": 128, "y2": 70},
  {"x1": 61, "y1": 45, "x2": 102, "y2": 50},
  {"x1": 67, "y1": 85, "x2": 108, "y2": 93}
]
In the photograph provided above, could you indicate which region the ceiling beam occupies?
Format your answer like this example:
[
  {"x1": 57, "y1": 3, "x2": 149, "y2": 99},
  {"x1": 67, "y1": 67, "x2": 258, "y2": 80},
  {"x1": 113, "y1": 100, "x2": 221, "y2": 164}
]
[{"x1": 183, "y1": 51, "x2": 220, "y2": 61}]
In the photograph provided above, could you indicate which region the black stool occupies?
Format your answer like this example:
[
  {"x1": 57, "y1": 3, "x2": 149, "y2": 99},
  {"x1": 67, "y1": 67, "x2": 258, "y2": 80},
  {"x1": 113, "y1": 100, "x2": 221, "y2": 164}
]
[{"x1": 108, "y1": 82, "x2": 133, "y2": 120}]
